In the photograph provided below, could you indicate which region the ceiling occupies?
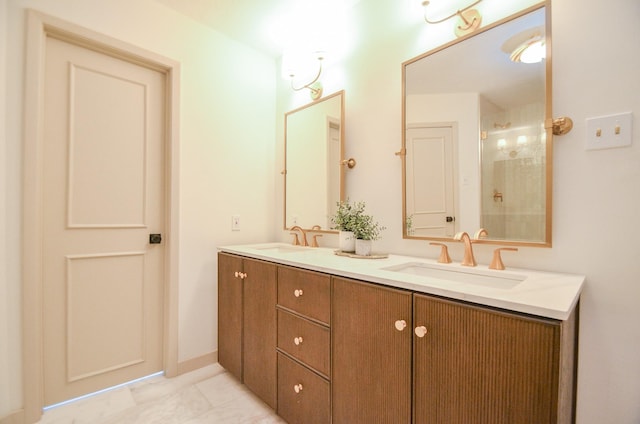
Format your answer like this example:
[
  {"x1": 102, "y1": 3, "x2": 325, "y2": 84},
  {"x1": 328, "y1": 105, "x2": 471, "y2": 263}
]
[{"x1": 154, "y1": 0, "x2": 362, "y2": 58}]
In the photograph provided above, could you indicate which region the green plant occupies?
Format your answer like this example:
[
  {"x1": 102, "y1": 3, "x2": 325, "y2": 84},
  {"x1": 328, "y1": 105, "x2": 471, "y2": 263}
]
[
  {"x1": 352, "y1": 213, "x2": 386, "y2": 240},
  {"x1": 331, "y1": 199, "x2": 386, "y2": 240},
  {"x1": 330, "y1": 199, "x2": 365, "y2": 232}
]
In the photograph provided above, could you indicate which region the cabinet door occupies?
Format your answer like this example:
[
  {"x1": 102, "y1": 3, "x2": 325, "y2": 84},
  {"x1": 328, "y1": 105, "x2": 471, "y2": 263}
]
[
  {"x1": 332, "y1": 277, "x2": 412, "y2": 424},
  {"x1": 243, "y1": 258, "x2": 277, "y2": 409},
  {"x1": 277, "y1": 353, "x2": 330, "y2": 424},
  {"x1": 217, "y1": 252, "x2": 243, "y2": 380},
  {"x1": 413, "y1": 294, "x2": 560, "y2": 424}
]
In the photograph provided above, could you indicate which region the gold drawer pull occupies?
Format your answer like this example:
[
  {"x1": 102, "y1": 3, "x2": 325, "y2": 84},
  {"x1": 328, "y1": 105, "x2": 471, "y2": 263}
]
[
  {"x1": 414, "y1": 326, "x2": 428, "y2": 338},
  {"x1": 294, "y1": 383, "x2": 303, "y2": 394},
  {"x1": 294, "y1": 336, "x2": 304, "y2": 346},
  {"x1": 294, "y1": 289, "x2": 304, "y2": 297},
  {"x1": 394, "y1": 320, "x2": 407, "y2": 331}
]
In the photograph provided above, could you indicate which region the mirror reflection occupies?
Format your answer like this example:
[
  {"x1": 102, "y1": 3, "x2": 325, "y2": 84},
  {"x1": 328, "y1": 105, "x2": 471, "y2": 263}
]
[
  {"x1": 403, "y1": 5, "x2": 550, "y2": 245},
  {"x1": 285, "y1": 91, "x2": 344, "y2": 231}
]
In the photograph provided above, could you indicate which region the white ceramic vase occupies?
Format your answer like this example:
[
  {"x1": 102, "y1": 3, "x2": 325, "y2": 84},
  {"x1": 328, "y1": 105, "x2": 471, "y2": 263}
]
[
  {"x1": 355, "y1": 239, "x2": 372, "y2": 256},
  {"x1": 339, "y1": 231, "x2": 355, "y2": 252}
]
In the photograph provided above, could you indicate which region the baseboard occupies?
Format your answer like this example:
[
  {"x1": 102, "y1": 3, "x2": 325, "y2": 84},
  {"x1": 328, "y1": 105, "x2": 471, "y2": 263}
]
[
  {"x1": 177, "y1": 351, "x2": 217, "y2": 375},
  {"x1": 0, "y1": 409, "x2": 25, "y2": 424}
]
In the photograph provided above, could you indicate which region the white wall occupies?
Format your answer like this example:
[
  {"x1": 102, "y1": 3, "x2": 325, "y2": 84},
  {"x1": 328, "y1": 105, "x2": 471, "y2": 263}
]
[
  {"x1": 276, "y1": 0, "x2": 640, "y2": 423},
  {"x1": 1, "y1": 0, "x2": 276, "y2": 419}
]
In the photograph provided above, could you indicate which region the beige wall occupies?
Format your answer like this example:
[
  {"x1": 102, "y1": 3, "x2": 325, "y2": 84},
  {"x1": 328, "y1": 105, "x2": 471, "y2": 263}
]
[
  {"x1": 1, "y1": 0, "x2": 276, "y2": 419},
  {"x1": 275, "y1": 1, "x2": 640, "y2": 423},
  {"x1": 3, "y1": 0, "x2": 640, "y2": 423}
]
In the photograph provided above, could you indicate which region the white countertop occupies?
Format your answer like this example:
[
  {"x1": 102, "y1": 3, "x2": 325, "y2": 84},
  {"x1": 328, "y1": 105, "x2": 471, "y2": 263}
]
[{"x1": 218, "y1": 243, "x2": 585, "y2": 321}]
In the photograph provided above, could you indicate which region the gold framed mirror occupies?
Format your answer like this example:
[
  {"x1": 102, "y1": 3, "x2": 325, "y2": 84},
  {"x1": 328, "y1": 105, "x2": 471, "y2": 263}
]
[
  {"x1": 401, "y1": 3, "x2": 551, "y2": 247},
  {"x1": 284, "y1": 90, "x2": 345, "y2": 232}
]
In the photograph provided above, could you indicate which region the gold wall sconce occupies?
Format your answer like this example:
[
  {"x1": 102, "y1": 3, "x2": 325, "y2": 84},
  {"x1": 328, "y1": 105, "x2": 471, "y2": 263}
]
[
  {"x1": 284, "y1": 52, "x2": 324, "y2": 100},
  {"x1": 421, "y1": 0, "x2": 483, "y2": 37}
]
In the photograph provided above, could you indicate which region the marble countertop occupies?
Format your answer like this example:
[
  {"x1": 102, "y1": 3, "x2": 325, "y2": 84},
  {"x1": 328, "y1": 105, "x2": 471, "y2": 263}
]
[{"x1": 218, "y1": 242, "x2": 585, "y2": 321}]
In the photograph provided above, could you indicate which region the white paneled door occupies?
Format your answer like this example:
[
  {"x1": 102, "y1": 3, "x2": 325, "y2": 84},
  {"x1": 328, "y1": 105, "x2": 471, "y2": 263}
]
[
  {"x1": 405, "y1": 125, "x2": 457, "y2": 238},
  {"x1": 42, "y1": 36, "x2": 166, "y2": 406}
]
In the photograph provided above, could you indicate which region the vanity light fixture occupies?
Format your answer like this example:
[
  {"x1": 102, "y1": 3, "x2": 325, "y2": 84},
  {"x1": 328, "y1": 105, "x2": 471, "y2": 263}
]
[
  {"x1": 503, "y1": 26, "x2": 546, "y2": 64},
  {"x1": 421, "y1": 0, "x2": 483, "y2": 37},
  {"x1": 284, "y1": 51, "x2": 324, "y2": 100},
  {"x1": 510, "y1": 34, "x2": 545, "y2": 63}
]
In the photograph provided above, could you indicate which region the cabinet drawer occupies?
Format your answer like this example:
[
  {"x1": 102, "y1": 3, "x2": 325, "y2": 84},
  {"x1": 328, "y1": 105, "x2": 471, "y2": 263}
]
[
  {"x1": 277, "y1": 309, "x2": 330, "y2": 377},
  {"x1": 277, "y1": 353, "x2": 330, "y2": 424},
  {"x1": 278, "y1": 266, "x2": 330, "y2": 324}
]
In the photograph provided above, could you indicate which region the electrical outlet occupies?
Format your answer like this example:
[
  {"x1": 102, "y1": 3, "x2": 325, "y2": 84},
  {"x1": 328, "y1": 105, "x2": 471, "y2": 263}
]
[
  {"x1": 586, "y1": 112, "x2": 633, "y2": 150},
  {"x1": 232, "y1": 215, "x2": 240, "y2": 231}
]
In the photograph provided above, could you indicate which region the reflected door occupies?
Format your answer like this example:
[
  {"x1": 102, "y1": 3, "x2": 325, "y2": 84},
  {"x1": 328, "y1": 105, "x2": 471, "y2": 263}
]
[
  {"x1": 406, "y1": 126, "x2": 457, "y2": 237},
  {"x1": 42, "y1": 36, "x2": 166, "y2": 405}
]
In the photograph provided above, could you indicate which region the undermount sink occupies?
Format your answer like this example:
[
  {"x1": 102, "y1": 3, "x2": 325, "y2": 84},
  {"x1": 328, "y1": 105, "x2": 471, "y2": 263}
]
[
  {"x1": 251, "y1": 243, "x2": 310, "y2": 254},
  {"x1": 383, "y1": 262, "x2": 526, "y2": 289}
]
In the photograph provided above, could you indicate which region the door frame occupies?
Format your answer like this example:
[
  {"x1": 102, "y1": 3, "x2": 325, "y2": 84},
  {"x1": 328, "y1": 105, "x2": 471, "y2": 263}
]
[{"x1": 22, "y1": 10, "x2": 180, "y2": 423}]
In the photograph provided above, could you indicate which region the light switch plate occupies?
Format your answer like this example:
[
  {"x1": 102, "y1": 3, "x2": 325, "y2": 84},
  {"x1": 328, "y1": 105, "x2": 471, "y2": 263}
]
[
  {"x1": 232, "y1": 215, "x2": 240, "y2": 231},
  {"x1": 586, "y1": 112, "x2": 633, "y2": 150}
]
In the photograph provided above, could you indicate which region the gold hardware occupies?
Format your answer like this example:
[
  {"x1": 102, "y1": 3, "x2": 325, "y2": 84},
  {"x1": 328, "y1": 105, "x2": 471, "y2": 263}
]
[
  {"x1": 340, "y1": 158, "x2": 357, "y2": 169},
  {"x1": 289, "y1": 53, "x2": 324, "y2": 100},
  {"x1": 310, "y1": 234, "x2": 323, "y2": 247},
  {"x1": 474, "y1": 228, "x2": 488, "y2": 240},
  {"x1": 550, "y1": 116, "x2": 574, "y2": 135},
  {"x1": 294, "y1": 336, "x2": 303, "y2": 346},
  {"x1": 453, "y1": 231, "x2": 476, "y2": 267},
  {"x1": 596, "y1": 128, "x2": 602, "y2": 137},
  {"x1": 395, "y1": 148, "x2": 406, "y2": 156},
  {"x1": 394, "y1": 320, "x2": 407, "y2": 331},
  {"x1": 429, "y1": 242, "x2": 452, "y2": 264},
  {"x1": 289, "y1": 225, "x2": 308, "y2": 246},
  {"x1": 493, "y1": 190, "x2": 503, "y2": 202},
  {"x1": 421, "y1": 0, "x2": 483, "y2": 37},
  {"x1": 281, "y1": 169, "x2": 287, "y2": 175},
  {"x1": 414, "y1": 326, "x2": 428, "y2": 338},
  {"x1": 294, "y1": 384, "x2": 303, "y2": 394},
  {"x1": 489, "y1": 247, "x2": 518, "y2": 270},
  {"x1": 234, "y1": 271, "x2": 246, "y2": 279},
  {"x1": 294, "y1": 289, "x2": 304, "y2": 298}
]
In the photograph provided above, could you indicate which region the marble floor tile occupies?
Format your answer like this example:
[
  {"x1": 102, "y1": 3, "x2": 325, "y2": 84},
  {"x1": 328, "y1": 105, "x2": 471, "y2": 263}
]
[{"x1": 37, "y1": 365, "x2": 283, "y2": 424}]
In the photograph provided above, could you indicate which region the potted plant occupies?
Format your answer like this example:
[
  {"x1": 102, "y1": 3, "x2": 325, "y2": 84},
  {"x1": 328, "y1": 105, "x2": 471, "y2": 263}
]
[
  {"x1": 331, "y1": 199, "x2": 365, "y2": 252},
  {"x1": 352, "y1": 212, "x2": 385, "y2": 256}
]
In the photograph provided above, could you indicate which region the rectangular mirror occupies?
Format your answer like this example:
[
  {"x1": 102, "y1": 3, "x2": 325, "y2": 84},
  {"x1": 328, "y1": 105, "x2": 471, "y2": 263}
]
[
  {"x1": 284, "y1": 90, "x2": 345, "y2": 231},
  {"x1": 402, "y1": 4, "x2": 551, "y2": 246}
]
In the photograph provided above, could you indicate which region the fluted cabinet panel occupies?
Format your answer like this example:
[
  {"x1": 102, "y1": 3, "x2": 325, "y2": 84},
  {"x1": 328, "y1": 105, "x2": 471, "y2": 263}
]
[
  {"x1": 332, "y1": 277, "x2": 412, "y2": 424},
  {"x1": 413, "y1": 294, "x2": 561, "y2": 424},
  {"x1": 243, "y1": 259, "x2": 277, "y2": 409},
  {"x1": 217, "y1": 253, "x2": 243, "y2": 381}
]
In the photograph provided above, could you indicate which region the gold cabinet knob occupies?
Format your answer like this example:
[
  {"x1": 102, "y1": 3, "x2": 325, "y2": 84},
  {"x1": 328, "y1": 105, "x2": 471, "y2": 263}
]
[
  {"x1": 394, "y1": 320, "x2": 407, "y2": 331},
  {"x1": 414, "y1": 326, "x2": 428, "y2": 338},
  {"x1": 294, "y1": 336, "x2": 303, "y2": 346},
  {"x1": 294, "y1": 383, "x2": 303, "y2": 394},
  {"x1": 294, "y1": 289, "x2": 304, "y2": 298}
]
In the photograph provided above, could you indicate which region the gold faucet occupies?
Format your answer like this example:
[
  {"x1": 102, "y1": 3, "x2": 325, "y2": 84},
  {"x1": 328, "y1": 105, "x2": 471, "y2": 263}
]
[
  {"x1": 453, "y1": 231, "x2": 476, "y2": 266},
  {"x1": 474, "y1": 228, "x2": 488, "y2": 239},
  {"x1": 289, "y1": 226, "x2": 308, "y2": 247}
]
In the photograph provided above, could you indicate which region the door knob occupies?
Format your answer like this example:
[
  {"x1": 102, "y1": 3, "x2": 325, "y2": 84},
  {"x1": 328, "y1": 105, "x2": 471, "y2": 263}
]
[
  {"x1": 294, "y1": 336, "x2": 303, "y2": 346},
  {"x1": 149, "y1": 233, "x2": 162, "y2": 244},
  {"x1": 294, "y1": 384, "x2": 303, "y2": 394},
  {"x1": 294, "y1": 289, "x2": 303, "y2": 297}
]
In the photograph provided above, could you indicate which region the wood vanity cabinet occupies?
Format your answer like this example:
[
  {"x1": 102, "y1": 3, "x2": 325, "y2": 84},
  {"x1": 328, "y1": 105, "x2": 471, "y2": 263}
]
[
  {"x1": 332, "y1": 276, "x2": 577, "y2": 424},
  {"x1": 332, "y1": 277, "x2": 413, "y2": 423},
  {"x1": 276, "y1": 266, "x2": 331, "y2": 424},
  {"x1": 217, "y1": 252, "x2": 277, "y2": 409}
]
